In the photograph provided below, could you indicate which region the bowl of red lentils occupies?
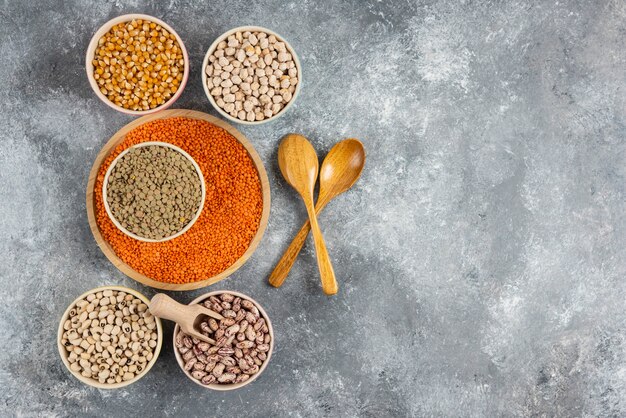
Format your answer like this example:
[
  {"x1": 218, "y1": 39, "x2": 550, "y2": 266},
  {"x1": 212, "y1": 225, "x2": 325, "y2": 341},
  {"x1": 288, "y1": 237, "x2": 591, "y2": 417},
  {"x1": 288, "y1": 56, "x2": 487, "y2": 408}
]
[
  {"x1": 86, "y1": 14, "x2": 189, "y2": 115},
  {"x1": 87, "y1": 110, "x2": 271, "y2": 291}
]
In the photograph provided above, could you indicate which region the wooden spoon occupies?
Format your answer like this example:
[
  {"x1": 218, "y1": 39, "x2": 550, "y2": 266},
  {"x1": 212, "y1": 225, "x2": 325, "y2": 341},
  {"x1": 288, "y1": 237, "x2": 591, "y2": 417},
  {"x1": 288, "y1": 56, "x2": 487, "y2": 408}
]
[
  {"x1": 149, "y1": 293, "x2": 223, "y2": 344},
  {"x1": 269, "y1": 139, "x2": 365, "y2": 288},
  {"x1": 278, "y1": 134, "x2": 338, "y2": 295}
]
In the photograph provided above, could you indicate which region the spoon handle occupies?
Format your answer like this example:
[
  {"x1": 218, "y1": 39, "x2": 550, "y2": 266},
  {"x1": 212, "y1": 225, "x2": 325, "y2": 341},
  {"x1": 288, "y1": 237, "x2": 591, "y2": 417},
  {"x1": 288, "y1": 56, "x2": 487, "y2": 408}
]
[
  {"x1": 268, "y1": 221, "x2": 311, "y2": 287},
  {"x1": 268, "y1": 200, "x2": 328, "y2": 288},
  {"x1": 304, "y1": 200, "x2": 338, "y2": 295}
]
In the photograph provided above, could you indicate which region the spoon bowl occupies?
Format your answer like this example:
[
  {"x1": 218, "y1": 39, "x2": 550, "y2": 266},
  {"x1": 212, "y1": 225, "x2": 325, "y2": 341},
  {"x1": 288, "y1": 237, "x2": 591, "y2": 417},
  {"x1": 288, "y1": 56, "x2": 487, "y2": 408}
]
[
  {"x1": 277, "y1": 134, "x2": 319, "y2": 197},
  {"x1": 319, "y1": 139, "x2": 366, "y2": 204}
]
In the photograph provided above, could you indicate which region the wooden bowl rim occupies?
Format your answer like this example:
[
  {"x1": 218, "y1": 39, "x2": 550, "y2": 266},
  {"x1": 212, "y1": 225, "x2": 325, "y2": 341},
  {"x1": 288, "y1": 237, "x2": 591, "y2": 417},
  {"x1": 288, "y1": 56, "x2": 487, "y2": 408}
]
[
  {"x1": 85, "y1": 13, "x2": 190, "y2": 116},
  {"x1": 172, "y1": 290, "x2": 274, "y2": 390},
  {"x1": 102, "y1": 141, "x2": 207, "y2": 243},
  {"x1": 201, "y1": 25, "x2": 302, "y2": 125},
  {"x1": 57, "y1": 285, "x2": 164, "y2": 389},
  {"x1": 86, "y1": 109, "x2": 271, "y2": 290}
]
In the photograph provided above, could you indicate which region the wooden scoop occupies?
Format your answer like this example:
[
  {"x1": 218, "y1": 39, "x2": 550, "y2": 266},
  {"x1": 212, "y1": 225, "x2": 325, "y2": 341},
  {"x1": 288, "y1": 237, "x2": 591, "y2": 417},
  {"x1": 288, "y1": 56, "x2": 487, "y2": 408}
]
[{"x1": 149, "y1": 293, "x2": 223, "y2": 344}]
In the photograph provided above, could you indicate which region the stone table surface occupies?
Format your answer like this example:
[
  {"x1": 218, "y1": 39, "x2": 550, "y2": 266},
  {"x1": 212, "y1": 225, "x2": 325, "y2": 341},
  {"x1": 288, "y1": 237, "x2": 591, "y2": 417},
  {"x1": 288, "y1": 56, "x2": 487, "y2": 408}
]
[{"x1": 1, "y1": 0, "x2": 624, "y2": 416}]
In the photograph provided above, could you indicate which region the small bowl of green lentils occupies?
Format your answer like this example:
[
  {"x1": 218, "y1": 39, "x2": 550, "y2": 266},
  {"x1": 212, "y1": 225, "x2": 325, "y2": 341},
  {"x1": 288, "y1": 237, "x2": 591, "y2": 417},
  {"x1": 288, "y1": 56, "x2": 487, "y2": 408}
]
[{"x1": 102, "y1": 141, "x2": 206, "y2": 242}]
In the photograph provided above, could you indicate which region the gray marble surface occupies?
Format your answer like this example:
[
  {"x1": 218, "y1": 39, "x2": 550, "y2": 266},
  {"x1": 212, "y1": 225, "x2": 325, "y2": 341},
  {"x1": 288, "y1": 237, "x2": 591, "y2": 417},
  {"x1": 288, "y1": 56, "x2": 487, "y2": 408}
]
[{"x1": 1, "y1": 0, "x2": 625, "y2": 416}]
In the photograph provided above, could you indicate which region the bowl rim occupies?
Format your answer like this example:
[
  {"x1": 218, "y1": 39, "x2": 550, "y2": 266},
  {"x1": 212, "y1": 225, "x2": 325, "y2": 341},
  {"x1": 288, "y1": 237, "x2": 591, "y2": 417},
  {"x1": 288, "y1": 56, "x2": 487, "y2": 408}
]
[
  {"x1": 85, "y1": 13, "x2": 190, "y2": 116},
  {"x1": 201, "y1": 25, "x2": 302, "y2": 125},
  {"x1": 172, "y1": 290, "x2": 274, "y2": 391},
  {"x1": 57, "y1": 285, "x2": 164, "y2": 389},
  {"x1": 102, "y1": 141, "x2": 207, "y2": 243}
]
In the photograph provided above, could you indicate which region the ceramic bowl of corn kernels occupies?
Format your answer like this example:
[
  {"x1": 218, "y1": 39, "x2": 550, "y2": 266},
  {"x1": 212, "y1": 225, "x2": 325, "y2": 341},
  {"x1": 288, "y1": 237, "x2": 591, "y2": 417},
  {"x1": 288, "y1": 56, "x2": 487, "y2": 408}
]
[
  {"x1": 202, "y1": 26, "x2": 302, "y2": 125},
  {"x1": 86, "y1": 14, "x2": 189, "y2": 115},
  {"x1": 172, "y1": 290, "x2": 274, "y2": 390},
  {"x1": 57, "y1": 285, "x2": 163, "y2": 389}
]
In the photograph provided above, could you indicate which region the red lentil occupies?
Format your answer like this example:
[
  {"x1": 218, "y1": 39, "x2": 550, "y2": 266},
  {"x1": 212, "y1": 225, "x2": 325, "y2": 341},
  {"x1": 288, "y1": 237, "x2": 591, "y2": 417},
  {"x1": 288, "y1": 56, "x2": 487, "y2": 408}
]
[{"x1": 95, "y1": 117, "x2": 263, "y2": 283}]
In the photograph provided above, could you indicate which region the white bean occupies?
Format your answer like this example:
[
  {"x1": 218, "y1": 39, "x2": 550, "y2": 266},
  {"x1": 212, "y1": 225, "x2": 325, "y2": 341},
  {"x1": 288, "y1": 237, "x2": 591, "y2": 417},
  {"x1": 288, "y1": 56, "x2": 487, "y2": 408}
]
[{"x1": 205, "y1": 30, "x2": 298, "y2": 121}]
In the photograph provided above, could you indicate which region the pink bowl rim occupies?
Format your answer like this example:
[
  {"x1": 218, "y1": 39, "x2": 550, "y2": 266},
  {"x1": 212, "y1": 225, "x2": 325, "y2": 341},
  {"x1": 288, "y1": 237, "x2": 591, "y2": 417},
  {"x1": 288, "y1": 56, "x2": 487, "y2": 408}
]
[{"x1": 85, "y1": 13, "x2": 189, "y2": 116}]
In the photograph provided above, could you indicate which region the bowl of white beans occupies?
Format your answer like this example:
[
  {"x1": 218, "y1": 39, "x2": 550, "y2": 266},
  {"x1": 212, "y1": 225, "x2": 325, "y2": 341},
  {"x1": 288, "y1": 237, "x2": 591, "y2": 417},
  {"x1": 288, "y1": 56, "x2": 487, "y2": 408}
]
[
  {"x1": 202, "y1": 26, "x2": 302, "y2": 125},
  {"x1": 57, "y1": 285, "x2": 163, "y2": 389}
]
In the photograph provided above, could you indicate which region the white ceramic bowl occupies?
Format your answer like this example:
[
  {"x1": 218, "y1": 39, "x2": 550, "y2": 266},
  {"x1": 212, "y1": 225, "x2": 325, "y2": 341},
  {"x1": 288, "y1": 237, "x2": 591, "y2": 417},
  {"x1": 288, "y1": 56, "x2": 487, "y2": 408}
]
[
  {"x1": 57, "y1": 286, "x2": 163, "y2": 389},
  {"x1": 102, "y1": 141, "x2": 206, "y2": 243},
  {"x1": 173, "y1": 290, "x2": 274, "y2": 390},
  {"x1": 202, "y1": 26, "x2": 302, "y2": 125},
  {"x1": 86, "y1": 14, "x2": 189, "y2": 116}
]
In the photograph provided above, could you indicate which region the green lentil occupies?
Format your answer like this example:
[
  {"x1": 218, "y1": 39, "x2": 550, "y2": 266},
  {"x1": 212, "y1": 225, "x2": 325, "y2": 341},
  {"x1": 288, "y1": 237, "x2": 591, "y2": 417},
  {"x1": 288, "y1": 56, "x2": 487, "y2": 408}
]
[{"x1": 106, "y1": 145, "x2": 202, "y2": 240}]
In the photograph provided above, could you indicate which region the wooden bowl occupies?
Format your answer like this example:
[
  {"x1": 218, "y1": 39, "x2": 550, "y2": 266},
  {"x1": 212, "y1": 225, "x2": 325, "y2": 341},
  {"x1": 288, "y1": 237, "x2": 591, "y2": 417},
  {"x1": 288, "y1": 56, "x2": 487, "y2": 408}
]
[
  {"x1": 86, "y1": 109, "x2": 271, "y2": 290},
  {"x1": 201, "y1": 26, "x2": 302, "y2": 125},
  {"x1": 102, "y1": 141, "x2": 207, "y2": 243},
  {"x1": 85, "y1": 14, "x2": 189, "y2": 116},
  {"x1": 172, "y1": 290, "x2": 274, "y2": 390},
  {"x1": 57, "y1": 285, "x2": 163, "y2": 389}
]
